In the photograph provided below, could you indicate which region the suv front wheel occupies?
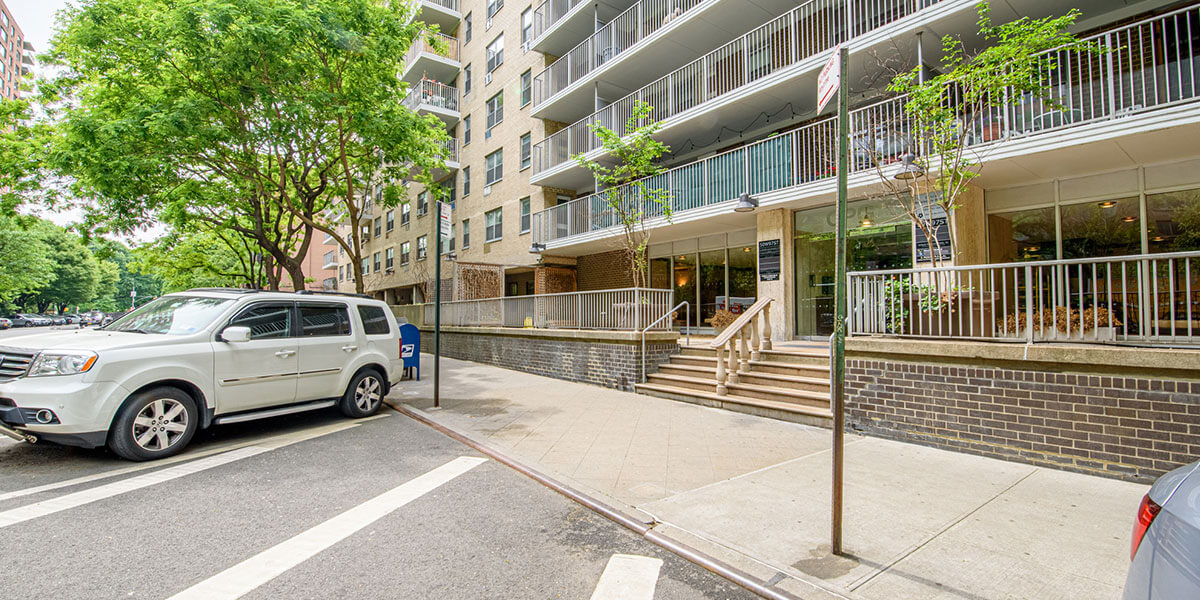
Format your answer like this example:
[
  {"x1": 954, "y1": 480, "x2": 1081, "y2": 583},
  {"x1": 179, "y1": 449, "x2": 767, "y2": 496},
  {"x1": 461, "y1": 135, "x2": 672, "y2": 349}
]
[
  {"x1": 108, "y1": 387, "x2": 199, "y2": 461},
  {"x1": 340, "y1": 369, "x2": 384, "y2": 418}
]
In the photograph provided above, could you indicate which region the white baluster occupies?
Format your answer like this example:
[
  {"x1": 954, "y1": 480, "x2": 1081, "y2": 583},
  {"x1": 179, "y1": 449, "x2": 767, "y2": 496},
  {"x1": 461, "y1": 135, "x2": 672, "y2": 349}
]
[
  {"x1": 715, "y1": 345, "x2": 727, "y2": 395},
  {"x1": 738, "y1": 327, "x2": 750, "y2": 374},
  {"x1": 726, "y1": 339, "x2": 738, "y2": 384},
  {"x1": 750, "y1": 314, "x2": 761, "y2": 361},
  {"x1": 761, "y1": 303, "x2": 773, "y2": 350}
]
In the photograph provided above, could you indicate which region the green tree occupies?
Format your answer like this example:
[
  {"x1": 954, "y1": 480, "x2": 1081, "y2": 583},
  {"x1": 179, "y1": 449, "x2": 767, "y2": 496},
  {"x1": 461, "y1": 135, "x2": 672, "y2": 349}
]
[
  {"x1": 14, "y1": 221, "x2": 102, "y2": 313},
  {"x1": 872, "y1": 2, "x2": 1102, "y2": 265},
  {"x1": 89, "y1": 239, "x2": 165, "y2": 311},
  {"x1": 0, "y1": 215, "x2": 56, "y2": 308},
  {"x1": 574, "y1": 101, "x2": 671, "y2": 288},
  {"x1": 132, "y1": 229, "x2": 268, "y2": 293},
  {"x1": 41, "y1": 0, "x2": 448, "y2": 293}
]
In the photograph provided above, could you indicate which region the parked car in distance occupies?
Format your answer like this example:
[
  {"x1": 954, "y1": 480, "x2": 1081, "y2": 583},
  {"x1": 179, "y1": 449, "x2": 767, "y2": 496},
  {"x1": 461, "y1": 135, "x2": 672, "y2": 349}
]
[
  {"x1": 1123, "y1": 459, "x2": 1200, "y2": 599},
  {"x1": 0, "y1": 318, "x2": 10, "y2": 330},
  {"x1": 0, "y1": 289, "x2": 403, "y2": 461},
  {"x1": 62, "y1": 314, "x2": 81, "y2": 325},
  {"x1": 4, "y1": 314, "x2": 34, "y2": 328}
]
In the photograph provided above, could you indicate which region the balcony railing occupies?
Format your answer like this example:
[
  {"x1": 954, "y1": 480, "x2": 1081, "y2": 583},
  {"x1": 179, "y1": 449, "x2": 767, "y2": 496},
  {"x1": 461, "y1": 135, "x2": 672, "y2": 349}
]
[
  {"x1": 423, "y1": 288, "x2": 676, "y2": 330},
  {"x1": 421, "y1": 0, "x2": 459, "y2": 11},
  {"x1": 404, "y1": 79, "x2": 460, "y2": 112},
  {"x1": 405, "y1": 30, "x2": 461, "y2": 66},
  {"x1": 531, "y1": 0, "x2": 943, "y2": 174},
  {"x1": 441, "y1": 138, "x2": 459, "y2": 163},
  {"x1": 531, "y1": 0, "x2": 587, "y2": 45},
  {"x1": 848, "y1": 251, "x2": 1200, "y2": 346},
  {"x1": 531, "y1": 0, "x2": 704, "y2": 108},
  {"x1": 531, "y1": 4, "x2": 1200, "y2": 246}
]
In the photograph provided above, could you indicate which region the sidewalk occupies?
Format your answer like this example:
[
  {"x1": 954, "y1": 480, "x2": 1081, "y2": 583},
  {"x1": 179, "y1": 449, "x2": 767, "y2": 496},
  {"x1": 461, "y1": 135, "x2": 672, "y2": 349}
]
[{"x1": 387, "y1": 354, "x2": 1147, "y2": 600}]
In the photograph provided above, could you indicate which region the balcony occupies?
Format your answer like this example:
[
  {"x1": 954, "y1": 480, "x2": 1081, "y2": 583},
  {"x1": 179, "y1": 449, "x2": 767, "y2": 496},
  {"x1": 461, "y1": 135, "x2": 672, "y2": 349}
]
[
  {"x1": 404, "y1": 79, "x2": 461, "y2": 126},
  {"x1": 401, "y1": 30, "x2": 461, "y2": 85},
  {"x1": 530, "y1": 0, "x2": 607, "y2": 56},
  {"x1": 530, "y1": 4, "x2": 1200, "y2": 250},
  {"x1": 530, "y1": 0, "x2": 801, "y2": 124},
  {"x1": 415, "y1": 0, "x2": 461, "y2": 34}
]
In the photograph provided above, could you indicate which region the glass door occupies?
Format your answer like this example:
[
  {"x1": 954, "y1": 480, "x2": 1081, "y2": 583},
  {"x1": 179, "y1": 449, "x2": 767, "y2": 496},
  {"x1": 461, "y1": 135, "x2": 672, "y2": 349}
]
[
  {"x1": 699, "y1": 250, "x2": 726, "y2": 327},
  {"x1": 672, "y1": 254, "x2": 697, "y2": 327}
]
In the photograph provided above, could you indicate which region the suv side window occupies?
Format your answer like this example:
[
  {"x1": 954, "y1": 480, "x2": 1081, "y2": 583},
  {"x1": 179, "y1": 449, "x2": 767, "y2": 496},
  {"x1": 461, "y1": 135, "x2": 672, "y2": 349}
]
[
  {"x1": 299, "y1": 303, "x2": 351, "y2": 337},
  {"x1": 228, "y1": 303, "x2": 294, "y2": 339},
  {"x1": 357, "y1": 305, "x2": 391, "y2": 335}
]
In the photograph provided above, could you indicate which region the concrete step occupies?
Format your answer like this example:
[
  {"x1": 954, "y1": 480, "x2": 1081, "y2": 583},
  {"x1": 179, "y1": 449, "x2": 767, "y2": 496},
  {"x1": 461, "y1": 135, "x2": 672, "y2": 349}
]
[
  {"x1": 725, "y1": 380, "x2": 830, "y2": 410},
  {"x1": 735, "y1": 371, "x2": 830, "y2": 394},
  {"x1": 748, "y1": 360, "x2": 830, "y2": 379},
  {"x1": 657, "y1": 363, "x2": 717, "y2": 379},
  {"x1": 634, "y1": 382, "x2": 833, "y2": 428},
  {"x1": 759, "y1": 349, "x2": 829, "y2": 367},
  {"x1": 669, "y1": 354, "x2": 720, "y2": 368},
  {"x1": 646, "y1": 372, "x2": 718, "y2": 393}
]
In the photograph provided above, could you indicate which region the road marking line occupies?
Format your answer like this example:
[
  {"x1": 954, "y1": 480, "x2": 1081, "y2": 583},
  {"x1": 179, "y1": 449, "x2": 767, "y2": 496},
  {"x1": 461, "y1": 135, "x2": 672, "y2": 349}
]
[
  {"x1": 590, "y1": 554, "x2": 663, "y2": 600},
  {"x1": 0, "y1": 414, "x2": 390, "y2": 503},
  {"x1": 0, "y1": 446, "x2": 269, "y2": 529},
  {"x1": 167, "y1": 456, "x2": 488, "y2": 600}
]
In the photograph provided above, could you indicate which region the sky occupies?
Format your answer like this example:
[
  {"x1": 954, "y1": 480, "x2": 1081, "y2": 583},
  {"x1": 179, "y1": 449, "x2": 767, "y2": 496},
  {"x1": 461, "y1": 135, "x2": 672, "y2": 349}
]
[{"x1": 8, "y1": 0, "x2": 165, "y2": 245}]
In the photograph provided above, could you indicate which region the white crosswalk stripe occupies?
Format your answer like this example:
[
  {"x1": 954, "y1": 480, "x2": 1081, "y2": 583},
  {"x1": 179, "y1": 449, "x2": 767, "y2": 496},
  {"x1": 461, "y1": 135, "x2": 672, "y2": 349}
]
[
  {"x1": 166, "y1": 456, "x2": 489, "y2": 600},
  {"x1": 0, "y1": 446, "x2": 269, "y2": 529},
  {"x1": 590, "y1": 554, "x2": 663, "y2": 600}
]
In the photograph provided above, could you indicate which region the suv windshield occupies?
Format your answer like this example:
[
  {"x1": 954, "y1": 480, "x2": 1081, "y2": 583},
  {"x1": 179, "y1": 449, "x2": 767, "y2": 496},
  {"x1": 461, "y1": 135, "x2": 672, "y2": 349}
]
[{"x1": 105, "y1": 296, "x2": 235, "y2": 335}]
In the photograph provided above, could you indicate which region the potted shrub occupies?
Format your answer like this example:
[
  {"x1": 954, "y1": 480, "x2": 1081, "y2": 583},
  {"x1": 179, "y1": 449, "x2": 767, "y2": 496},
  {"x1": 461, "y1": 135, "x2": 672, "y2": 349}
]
[{"x1": 710, "y1": 309, "x2": 737, "y2": 335}]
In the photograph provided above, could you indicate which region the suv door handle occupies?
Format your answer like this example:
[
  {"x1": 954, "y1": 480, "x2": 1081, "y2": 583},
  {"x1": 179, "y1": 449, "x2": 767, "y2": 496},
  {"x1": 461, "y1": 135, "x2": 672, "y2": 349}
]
[
  {"x1": 274, "y1": 350, "x2": 296, "y2": 358},
  {"x1": 341, "y1": 345, "x2": 358, "y2": 352}
]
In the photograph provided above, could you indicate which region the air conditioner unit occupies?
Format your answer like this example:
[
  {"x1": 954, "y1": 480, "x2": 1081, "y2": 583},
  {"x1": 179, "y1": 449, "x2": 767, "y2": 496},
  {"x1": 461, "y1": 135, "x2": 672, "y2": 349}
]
[
  {"x1": 386, "y1": 268, "x2": 395, "y2": 274},
  {"x1": 521, "y1": 41, "x2": 530, "y2": 54},
  {"x1": 483, "y1": 185, "x2": 492, "y2": 196},
  {"x1": 484, "y1": 72, "x2": 492, "y2": 85},
  {"x1": 485, "y1": 16, "x2": 492, "y2": 30}
]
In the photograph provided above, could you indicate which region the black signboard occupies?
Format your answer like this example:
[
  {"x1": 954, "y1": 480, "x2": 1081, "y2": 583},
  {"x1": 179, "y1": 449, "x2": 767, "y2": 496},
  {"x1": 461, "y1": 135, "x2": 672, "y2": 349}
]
[
  {"x1": 914, "y1": 199, "x2": 952, "y2": 263},
  {"x1": 758, "y1": 239, "x2": 781, "y2": 281}
]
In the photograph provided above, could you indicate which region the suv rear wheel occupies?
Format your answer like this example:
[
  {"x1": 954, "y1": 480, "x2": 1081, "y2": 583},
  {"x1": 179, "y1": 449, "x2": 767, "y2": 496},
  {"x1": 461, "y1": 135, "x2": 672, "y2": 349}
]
[
  {"x1": 340, "y1": 369, "x2": 384, "y2": 418},
  {"x1": 108, "y1": 387, "x2": 198, "y2": 461}
]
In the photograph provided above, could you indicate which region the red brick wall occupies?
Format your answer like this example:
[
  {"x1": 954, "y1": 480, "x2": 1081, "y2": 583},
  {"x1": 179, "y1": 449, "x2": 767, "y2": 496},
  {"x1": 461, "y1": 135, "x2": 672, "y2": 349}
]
[{"x1": 577, "y1": 249, "x2": 636, "y2": 291}]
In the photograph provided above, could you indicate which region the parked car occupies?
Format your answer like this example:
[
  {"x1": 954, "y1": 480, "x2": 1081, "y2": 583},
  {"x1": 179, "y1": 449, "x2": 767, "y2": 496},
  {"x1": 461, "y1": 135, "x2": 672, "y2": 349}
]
[
  {"x1": 1123, "y1": 460, "x2": 1200, "y2": 599},
  {"x1": 0, "y1": 318, "x2": 10, "y2": 330},
  {"x1": 62, "y1": 314, "x2": 81, "y2": 325},
  {"x1": 0, "y1": 289, "x2": 402, "y2": 461},
  {"x1": 4, "y1": 314, "x2": 35, "y2": 328}
]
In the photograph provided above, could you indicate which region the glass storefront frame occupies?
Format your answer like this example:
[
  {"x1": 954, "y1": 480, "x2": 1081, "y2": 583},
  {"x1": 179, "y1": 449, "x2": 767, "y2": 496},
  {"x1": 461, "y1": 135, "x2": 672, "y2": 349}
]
[{"x1": 650, "y1": 242, "x2": 758, "y2": 331}]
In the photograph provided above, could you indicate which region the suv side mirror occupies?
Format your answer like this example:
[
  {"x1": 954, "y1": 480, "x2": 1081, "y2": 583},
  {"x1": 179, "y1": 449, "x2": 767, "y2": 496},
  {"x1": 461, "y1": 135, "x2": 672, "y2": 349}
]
[{"x1": 220, "y1": 326, "x2": 252, "y2": 343}]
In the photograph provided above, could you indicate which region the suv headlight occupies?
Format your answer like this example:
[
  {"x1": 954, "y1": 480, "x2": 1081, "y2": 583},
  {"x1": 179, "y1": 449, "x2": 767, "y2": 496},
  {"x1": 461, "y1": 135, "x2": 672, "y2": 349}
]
[{"x1": 27, "y1": 351, "x2": 99, "y2": 377}]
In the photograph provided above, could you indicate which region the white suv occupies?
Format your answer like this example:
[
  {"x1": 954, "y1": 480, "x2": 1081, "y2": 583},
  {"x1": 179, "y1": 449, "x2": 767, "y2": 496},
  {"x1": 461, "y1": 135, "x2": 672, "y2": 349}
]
[{"x1": 0, "y1": 289, "x2": 403, "y2": 460}]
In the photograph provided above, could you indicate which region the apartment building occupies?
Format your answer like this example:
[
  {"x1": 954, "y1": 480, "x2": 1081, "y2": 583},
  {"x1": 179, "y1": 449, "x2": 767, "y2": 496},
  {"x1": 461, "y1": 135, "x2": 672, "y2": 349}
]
[{"x1": 0, "y1": 0, "x2": 33, "y2": 101}]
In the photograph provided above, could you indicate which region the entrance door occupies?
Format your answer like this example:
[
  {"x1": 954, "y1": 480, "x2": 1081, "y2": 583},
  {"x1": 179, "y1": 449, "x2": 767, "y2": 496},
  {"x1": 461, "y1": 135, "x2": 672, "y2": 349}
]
[
  {"x1": 699, "y1": 250, "x2": 725, "y2": 327},
  {"x1": 672, "y1": 254, "x2": 697, "y2": 327}
]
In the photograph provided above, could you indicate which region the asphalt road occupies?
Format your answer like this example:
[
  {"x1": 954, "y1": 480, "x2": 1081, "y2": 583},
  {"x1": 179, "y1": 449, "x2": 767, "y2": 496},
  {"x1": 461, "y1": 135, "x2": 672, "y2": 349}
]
[
  {"x1": 0, "y1": 324, "x2": 90, "y2": 339},
  {"x1": 0, "y1": 405, "x2": 758, "y2": 600}
]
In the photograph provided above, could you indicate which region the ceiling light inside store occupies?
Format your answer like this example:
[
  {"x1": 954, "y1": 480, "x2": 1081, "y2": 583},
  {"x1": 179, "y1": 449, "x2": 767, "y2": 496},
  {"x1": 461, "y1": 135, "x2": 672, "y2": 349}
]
[{"x1": 1098, "y1": 201, "x2": 1117, "y2": 208}]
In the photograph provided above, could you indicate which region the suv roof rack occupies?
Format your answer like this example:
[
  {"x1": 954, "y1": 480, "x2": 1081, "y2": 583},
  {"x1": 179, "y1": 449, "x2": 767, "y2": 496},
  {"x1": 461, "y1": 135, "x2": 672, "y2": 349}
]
[
  {"x1": 187, "y1": 288, "x2": 261, "y2": 294},
  {"x1": 295, "y1": 290, "x2": 374, "y2": 300}
]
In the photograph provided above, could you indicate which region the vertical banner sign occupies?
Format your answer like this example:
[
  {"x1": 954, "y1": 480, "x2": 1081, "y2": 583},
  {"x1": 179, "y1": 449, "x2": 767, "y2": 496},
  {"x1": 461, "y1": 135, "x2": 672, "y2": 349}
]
[{"x1": 817, "y1": 44, "x2": 842, "y2": 113}]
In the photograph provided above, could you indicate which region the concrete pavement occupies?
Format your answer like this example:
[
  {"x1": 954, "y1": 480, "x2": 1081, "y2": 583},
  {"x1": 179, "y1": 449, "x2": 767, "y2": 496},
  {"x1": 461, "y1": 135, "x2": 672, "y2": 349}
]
[{"x1": 391, "y1": 353, "x2": 1149, "y2": 600}]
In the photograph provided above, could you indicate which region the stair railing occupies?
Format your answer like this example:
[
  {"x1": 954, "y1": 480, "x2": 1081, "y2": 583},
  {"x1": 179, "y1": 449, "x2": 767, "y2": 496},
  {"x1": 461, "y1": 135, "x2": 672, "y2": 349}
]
[
  {"x1": 641, "y1": 301, "x2": 691, "y2": 383},
  {"x1": 709, "y1": 298, "x2": 773, "y2": 395}
]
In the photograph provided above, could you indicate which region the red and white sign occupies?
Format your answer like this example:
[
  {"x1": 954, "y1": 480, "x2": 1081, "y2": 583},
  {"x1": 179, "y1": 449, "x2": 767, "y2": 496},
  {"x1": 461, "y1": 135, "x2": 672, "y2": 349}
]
[
  {"x1": 817, "y1": 44, "x2": 841, "y2": 113},
  {"x1": 439, "y1": 202, "x2": 452, "y2": 239}
]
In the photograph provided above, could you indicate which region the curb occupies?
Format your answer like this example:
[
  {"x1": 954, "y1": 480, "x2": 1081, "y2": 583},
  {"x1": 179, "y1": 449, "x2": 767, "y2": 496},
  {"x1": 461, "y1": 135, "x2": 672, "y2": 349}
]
[{"x1": 387, "y1": 400, "x2": 813, "y2": 600}]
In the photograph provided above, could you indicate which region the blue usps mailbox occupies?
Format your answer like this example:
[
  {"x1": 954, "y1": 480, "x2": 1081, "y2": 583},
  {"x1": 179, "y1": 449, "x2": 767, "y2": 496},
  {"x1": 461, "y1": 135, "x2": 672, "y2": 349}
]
[{"x1": 399, "y1": 323, "x2": 420, "y2": 381}]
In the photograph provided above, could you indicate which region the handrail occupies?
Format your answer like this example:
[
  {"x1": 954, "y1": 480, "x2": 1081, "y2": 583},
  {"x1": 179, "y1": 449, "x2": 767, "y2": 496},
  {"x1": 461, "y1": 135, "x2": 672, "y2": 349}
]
[
  {"x1": 641, "y1": 301, "x2": 689, "y2": 383},
  {"x1": 709, "y1": 298, "x2": 771, "y2": 349}
]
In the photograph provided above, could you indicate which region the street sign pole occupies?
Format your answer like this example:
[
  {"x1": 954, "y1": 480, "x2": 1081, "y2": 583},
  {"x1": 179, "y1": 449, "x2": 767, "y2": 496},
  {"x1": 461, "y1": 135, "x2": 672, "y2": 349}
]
[
  {"x1": 831, "y1": 45, "x2": 849, "y2": 557},
  {"x1": 433, "y1": 201, "x2": 443, "y2": 409}
]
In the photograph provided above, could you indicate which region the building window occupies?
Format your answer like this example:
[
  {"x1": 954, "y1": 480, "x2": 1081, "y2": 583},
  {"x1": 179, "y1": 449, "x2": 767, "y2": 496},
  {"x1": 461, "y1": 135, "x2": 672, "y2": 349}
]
[
  {"x1": 485, "y1": 149, "x2": 503, "y2": 185},
  {"x1": 463, "y1": 64, "x2": 472, "y2": 96},
  {"x1": 339, "y1": 265, "x2": 345, "y2": 281},
  {"x1": 374, "y1": 216, "x2": 382, "y2": 237},
  {"x1": 323, "y1": 250, "x2": 335, "y2": 266},
  {"x1": 463, "y1": 166, "x2": 471, "y2": 196},
  {"x1": 464, "y1": 12, "x2": 472, "y2": 43},
  {"x1": 362, "y1": 258, "x2": 369, "y2": 274},
  {"x1": 386, "y1": 247, "x2": 394, "y2": 269},
  {"x1": 373, "y1": 251, "x2": 381, "y2": 272},
  {"x1": 486, "y1": 35, "x2": 504, "y2": 73},
  {"x1": 520, "y1": 197, "x2": 531, "y2": 234},
  {"x1": 462, "y1": 219, "x2": 470, "y2": 248},
  {"x1": 417, "y1": 191, "x2": 428, "y2": 216},
  {"x1": 486, "y1": 92, "x2": 503, "y2": 131},
  {"x1": 520, "y1": 70, "x2": 531, "y2": 106},
  {"x1": 401, "y1": 241, "x2": 411, "y2": 264},
  {"x1": 445, "y1": 223, "x2": 456, "y2": 254},
  {"x1": 386, "y1": 209, "x2": 394, "y2": 231},
  {"x1": 463, "y1": 114, "x2": 471, "y2": 146},
  {"x1": 417, "y1": 235, "x2": 428, "y2": 260},
  {"x1": 521, "y1": 8, "x2": 532, "y2": 46},
  {"x1": 487, "y1": 0, "x2": 503, "y2": 19},
  {"x1": 485, "y1": 207, "x2": 502, "y2": 242},
  {"x1": 401, "y1": 203, "x2": 411, "y2": 225},
  {"x1": 520, "y1": 133, "x2": 531, "y2": 170}
]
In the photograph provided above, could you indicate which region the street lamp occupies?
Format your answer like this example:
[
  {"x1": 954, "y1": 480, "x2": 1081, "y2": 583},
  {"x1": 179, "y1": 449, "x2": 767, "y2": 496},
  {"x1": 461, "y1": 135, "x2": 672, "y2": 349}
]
[
  {"x1": 529, "y1": 242, "x2": 547, "y2": 253},
  {"x1": 733, "y1": 192, "x2": 758, "y2": 213},
  {"x1": 891, "y1": 152, "x2": 925, "y2": 180}
]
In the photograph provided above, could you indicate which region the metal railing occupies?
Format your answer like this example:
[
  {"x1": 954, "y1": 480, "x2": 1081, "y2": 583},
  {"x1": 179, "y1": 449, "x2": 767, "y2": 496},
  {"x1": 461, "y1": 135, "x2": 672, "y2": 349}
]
[
  {"x1": 421, "y1": 0, "x2": 459, "y2": 12},
  {"x1": 405, "y1": 30, "x2": 460, "y2": 66},
  {"x1": 423, "y1": 288, "x2": 676, "y2": 330},
  {"x1": 531, "y1": 0, "x2": 942, "y2": 174},
  {"x1": 642, "y1": 301, "x2": 690, "y2": 382},
  {"x1": 848, "y1": 251, "x2": 1200, "y2": 345},
  {"x1": 532, "y1": 0, "x2": 704, "y2": 108},
  {"x1": 404, "y1": 79, "x2": 460, "y2": 112},
  {"x1": 531, "y1": 0, "x2": 587, "y2": 46},
  {"x1": 531, "y1": 4, "x2": 1200, "y2": 246},
  {"x1": 440, "y1": 138, "x2": 459, "y2": 163}
]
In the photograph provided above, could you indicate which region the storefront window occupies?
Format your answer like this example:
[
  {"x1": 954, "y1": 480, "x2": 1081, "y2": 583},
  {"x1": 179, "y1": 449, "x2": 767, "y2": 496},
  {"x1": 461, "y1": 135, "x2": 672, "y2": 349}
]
[
  {"x1": 699, "y1": 250, "x2": 725, "y2": 326},
  {"x1": 672, "y1": 254, "x2": 697, "y2": 327},
  {"x1": 727, "y1": 246, "x2": 757, "y2": 313},
  {"x1": 1060, "y1": 197, "x2": 1141, "y2": 259},
  {"x1": 988, "y1": 207, "x2": 1056, "y2": 262},
  {"x1": 1147, "y1": 189, "x2": 1200, "y2": 253}
]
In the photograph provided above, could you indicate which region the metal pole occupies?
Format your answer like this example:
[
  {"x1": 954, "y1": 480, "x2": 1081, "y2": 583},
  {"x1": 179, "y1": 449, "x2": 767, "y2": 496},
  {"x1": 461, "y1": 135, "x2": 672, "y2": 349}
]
[
  {"x1": 831, "y1": 45, "x2": 849, "y2": 557},
  {"x1": 434, "y1": 201, "x2": 443, "y2": 409}
]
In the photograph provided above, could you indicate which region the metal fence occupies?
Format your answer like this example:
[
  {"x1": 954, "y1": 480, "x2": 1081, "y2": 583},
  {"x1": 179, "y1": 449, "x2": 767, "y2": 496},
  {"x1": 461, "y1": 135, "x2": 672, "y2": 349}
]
[
  {"x1": 405, "y1": 30, "x2": 460, "y2": 65},
  {"x1": 531, "y1": 0, "x2": 943, "y2": 175},
  {"x1": 532, "y1": 0, "x2": 587, "y2": 47},
  {"x1": 848, "y1": 251, "x2": 1200, "y2": 345},
  {"x1": 422, "y1": 288, "x2": 676, "y2": 331},
  {"x1": 421, "y1": 0, "x2": 459, "y2": 12},
  {"x1": 404, "y1": 79, "x2": 460, "y2": 112},
  {"x1": 531, "y1": 4, "x2": 1200, "y2": 246}
]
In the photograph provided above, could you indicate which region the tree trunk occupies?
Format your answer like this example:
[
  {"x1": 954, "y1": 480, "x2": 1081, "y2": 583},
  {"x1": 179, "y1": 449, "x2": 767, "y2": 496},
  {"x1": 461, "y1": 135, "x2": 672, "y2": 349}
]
[{"x1": 285, "y1": 260, "x2": 306, "y2": 291}]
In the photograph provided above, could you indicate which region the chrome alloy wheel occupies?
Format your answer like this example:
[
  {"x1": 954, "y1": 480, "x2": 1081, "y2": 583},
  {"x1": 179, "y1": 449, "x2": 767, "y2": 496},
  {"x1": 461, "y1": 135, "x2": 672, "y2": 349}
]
[
  {"x1": 354, "y1": 375, "x2": 382, "y2": 412},
  {"x1": 131, "y1": 398, "x2": 189, "y2": 452}
]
